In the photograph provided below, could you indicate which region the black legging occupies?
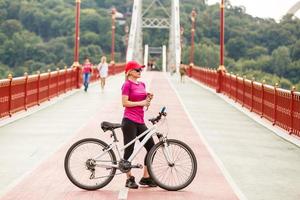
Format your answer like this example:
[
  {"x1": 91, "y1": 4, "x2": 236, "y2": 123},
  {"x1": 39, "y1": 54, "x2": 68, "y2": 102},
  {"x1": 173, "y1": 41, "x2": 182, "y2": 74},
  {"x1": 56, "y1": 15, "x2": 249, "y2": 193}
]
[{"x1": 121, "y1": 118, "x2": 155, "y2": 165}]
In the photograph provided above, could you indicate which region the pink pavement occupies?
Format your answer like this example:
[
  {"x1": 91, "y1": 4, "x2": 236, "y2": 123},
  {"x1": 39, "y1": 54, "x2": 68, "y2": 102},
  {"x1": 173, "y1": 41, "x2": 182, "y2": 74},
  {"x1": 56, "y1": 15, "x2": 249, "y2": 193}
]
[
  {"x1": 127, "y1": 72, "x2": 239, "y2": 200},
  {"x1": 0, "y1": 72, "x2": 239, "y2": 200},
  {"x1": 0, "y1": 97, "x2": 125, "y2": 200}
]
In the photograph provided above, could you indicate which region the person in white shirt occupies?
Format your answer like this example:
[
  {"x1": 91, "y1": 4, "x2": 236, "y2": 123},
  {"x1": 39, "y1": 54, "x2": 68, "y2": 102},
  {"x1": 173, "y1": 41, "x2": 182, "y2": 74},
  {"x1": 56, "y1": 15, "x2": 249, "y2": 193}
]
[{"x1": 97, "y1": 56, "x2": 109, "y2": 90}]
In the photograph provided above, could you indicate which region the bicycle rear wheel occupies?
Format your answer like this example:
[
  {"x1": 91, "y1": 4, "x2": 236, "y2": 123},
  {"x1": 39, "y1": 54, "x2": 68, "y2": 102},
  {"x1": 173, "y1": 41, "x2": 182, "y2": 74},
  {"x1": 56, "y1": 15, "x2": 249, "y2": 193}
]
[
  {"x1": 147, "y1": 139, "x2": 197, "y2": 191},
  {"x1": 64, "y1": 138, "x2": 116, "y2": 190}
]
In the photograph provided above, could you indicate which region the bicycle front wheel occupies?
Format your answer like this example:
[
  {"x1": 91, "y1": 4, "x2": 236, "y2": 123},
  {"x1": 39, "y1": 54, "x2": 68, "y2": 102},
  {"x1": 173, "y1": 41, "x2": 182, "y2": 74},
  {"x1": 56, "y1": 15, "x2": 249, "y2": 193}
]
[
  {"x1": 64, "y1": 138, "x2": 116, "y2": 190},
  {"x1": 147, "y1": 139, "x2": 197, "y2": 191}
]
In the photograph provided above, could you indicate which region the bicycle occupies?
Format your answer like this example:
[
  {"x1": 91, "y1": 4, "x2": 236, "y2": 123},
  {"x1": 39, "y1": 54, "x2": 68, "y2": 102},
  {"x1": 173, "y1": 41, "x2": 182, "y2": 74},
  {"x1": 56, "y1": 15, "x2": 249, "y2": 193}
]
[{"x1": 64, "y1": 107, "x2": 197, "y2": 191}]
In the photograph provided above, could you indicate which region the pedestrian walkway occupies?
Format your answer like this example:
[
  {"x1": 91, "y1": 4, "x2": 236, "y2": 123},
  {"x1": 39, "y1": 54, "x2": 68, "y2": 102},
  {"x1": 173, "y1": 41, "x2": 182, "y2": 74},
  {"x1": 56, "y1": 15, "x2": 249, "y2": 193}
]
[
  {"x1": 0, "y1": 72, "x2": 299, "y2": 200},
  {"x1": 169, "y1": 74, "x2": 300, "y2": 200}
]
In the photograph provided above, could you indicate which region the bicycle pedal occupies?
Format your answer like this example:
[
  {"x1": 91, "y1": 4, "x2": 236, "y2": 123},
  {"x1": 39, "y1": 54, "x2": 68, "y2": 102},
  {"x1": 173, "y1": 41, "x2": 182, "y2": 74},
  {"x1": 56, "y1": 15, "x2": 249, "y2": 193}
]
[{"x1": 131, "y1": 164, "x2": 143, "y2": 169}]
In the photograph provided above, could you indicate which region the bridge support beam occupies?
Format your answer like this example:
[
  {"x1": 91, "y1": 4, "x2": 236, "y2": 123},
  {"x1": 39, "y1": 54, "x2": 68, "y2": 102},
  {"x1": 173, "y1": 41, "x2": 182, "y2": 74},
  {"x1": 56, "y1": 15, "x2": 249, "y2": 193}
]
[
  {"x1": 144, "y1": 44, "x2": 149, "y2": 71},
  {"x1": 126, "y1": 0, "x2": 143, "y2": 63},
  {"x1": 168, "y1": 0, "x2": 181, "y2": 73},
  {"x1": 162, "y1": 45, "x2": 167, "y2": 72}
]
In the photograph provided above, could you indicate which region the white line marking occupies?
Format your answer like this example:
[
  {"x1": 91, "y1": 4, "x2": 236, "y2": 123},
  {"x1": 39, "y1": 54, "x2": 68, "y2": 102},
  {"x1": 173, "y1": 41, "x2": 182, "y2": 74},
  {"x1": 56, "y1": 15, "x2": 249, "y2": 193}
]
[
  {"x1": 165, "y1": 73, "x2": 248, "y2": 200},
  {"x1": 188, "y1": 77, "x2": 300, "y2": 148},
  {"x1": 118, "y1": 187, "x2": 129, "y2": 200}
]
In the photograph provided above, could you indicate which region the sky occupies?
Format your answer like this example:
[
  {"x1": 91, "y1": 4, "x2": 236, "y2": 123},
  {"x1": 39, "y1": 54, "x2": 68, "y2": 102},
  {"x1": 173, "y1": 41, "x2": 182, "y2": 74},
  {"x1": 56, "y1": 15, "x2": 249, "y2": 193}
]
[{"x1": 207, "y1": 0, "x2": 300, "y2": 21}]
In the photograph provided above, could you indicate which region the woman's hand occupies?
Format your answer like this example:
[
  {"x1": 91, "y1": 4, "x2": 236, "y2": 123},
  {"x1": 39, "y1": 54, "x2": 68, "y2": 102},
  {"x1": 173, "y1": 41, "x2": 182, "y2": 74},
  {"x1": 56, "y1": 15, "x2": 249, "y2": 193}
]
[
  {"x1": 147, "y1": 92, "x2": 154, "y2": 100},
  {"x1": 140, "y1": 99, "x2": 151, "y2": 107},
  {"x1": 145, "y1": 93, "x2": 153, "y2": 110}
]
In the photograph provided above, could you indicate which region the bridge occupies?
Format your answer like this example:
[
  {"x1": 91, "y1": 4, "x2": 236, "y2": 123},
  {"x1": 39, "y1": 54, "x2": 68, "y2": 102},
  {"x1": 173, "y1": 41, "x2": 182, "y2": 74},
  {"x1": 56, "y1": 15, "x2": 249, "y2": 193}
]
[{"x1": 0, "y1": 1, "x2": 300, "y2": 200}]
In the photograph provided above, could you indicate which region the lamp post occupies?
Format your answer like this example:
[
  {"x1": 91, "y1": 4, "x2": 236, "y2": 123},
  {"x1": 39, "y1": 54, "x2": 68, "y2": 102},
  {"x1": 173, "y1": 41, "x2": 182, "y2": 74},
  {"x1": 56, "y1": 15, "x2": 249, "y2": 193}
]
[
  {"x1": 125, "y1": 24, "x2": 129, "y2": 54},
  {"x1": 73, "y1": 0, "x2": 81, "y2": 88},
  {"x1": 189, "y1": 8, "x2": 197, "y2": 77},
  {"x1": 219, "y1": 0, "x2": 225, "y2": 71},
  {"x1": 111, "y1": 7, "x2": 116, "y2": 75},
  {"x1": 216, "y1": 0, "x2": 226, "y2": 93},
  {"x1": 180, "y1": 26, "x2": 184, "y2": 49}
]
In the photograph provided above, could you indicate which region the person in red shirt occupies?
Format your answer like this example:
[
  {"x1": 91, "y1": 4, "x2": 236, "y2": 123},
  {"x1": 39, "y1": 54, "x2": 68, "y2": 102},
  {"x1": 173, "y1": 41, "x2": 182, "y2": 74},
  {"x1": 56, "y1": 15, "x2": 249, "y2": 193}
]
[{"x1": 82, "y1": 57, "x2": 93, "y2": 92}]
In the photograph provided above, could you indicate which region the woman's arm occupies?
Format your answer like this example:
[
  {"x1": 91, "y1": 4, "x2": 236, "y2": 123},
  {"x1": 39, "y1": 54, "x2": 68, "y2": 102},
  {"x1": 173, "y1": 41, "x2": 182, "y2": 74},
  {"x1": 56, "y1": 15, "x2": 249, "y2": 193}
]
[{"x1": 122, "y1": 95, "x2": 149, "y2": 107}]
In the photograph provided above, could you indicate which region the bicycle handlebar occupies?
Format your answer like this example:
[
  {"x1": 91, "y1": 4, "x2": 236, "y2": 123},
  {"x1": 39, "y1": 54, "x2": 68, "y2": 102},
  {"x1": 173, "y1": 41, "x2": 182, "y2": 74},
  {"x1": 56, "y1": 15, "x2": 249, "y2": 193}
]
[{"x1": 149, "y1": 107, "x2": 167, "y2": 125}]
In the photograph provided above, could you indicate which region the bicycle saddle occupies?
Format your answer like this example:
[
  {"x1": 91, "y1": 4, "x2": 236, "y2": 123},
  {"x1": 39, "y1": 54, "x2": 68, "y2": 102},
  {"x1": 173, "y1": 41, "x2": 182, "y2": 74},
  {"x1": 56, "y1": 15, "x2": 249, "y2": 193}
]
[{"x1": 101, "y1": 121, "x2": 123, "y2": 132}]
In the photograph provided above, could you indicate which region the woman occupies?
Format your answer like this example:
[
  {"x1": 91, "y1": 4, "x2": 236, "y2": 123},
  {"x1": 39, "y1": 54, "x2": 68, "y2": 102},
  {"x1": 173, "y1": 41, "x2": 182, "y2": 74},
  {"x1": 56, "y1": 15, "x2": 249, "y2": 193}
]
[
  {"x1": 121, "y1": 60, "x2": 156, "y2": 189},
  {"x1": 82, "y1": 57, "x2": 93, "y2": 92},
  {"x1": 97, "y1": 56, "x2": 109, "y2": 90}
]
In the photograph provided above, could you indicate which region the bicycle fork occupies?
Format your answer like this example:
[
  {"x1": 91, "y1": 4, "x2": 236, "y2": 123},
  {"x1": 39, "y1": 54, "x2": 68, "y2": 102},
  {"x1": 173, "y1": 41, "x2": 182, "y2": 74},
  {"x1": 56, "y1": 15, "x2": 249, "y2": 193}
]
[{"x1": 162, "y1": 140, "x2": 175, "y2": 166}]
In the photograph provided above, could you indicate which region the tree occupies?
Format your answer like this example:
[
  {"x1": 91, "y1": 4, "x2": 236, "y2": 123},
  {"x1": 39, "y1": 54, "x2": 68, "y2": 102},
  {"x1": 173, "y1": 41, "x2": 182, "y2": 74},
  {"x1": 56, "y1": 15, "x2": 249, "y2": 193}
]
[
  {"x1": 246, "y1": 46, "x2": 268, "y2": 59},
  {"x1": 226, "y1": 37, "x2": 248, "y2": 60},
  {"x1": 81, "y1": 10, "x2": 102, "y2": 33},
  {"x1": 290, "y1": 40, "x2": 300, "y2": 61},
  {"x1": 81, "y1": 32, "x2": 101, "y2": 46},
  {"x1": 0, "y1": 19, "x2": 22, "y2": 36},
  {"x1": 271, "y1": 46, "x2": 291, "y2": 77}
]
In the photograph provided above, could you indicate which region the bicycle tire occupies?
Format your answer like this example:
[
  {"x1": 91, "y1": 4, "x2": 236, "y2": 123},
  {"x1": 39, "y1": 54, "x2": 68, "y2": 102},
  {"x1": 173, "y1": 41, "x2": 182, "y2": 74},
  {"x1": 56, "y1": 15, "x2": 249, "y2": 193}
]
[
  {"x1": 146, "y1": 139, "x2": 197, "y2": 191},
  {"x1": 64, "y1": 138, "x2": 116, "y2": 190}
]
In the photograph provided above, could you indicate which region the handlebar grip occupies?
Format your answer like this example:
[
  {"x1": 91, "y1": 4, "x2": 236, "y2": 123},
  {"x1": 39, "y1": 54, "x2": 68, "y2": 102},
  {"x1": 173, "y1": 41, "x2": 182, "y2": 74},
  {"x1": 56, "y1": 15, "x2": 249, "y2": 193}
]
[{"x1": 160, "y1": 107, "x2": 166, "y2": 114}]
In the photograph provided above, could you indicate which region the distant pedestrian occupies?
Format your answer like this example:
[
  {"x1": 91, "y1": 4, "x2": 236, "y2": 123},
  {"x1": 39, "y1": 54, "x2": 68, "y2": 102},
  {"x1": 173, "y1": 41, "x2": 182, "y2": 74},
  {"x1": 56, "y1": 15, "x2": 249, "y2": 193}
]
[
  {"x1": 97, "y1": 56, "x2": 109, "y2": 90},
  {"x1": 82, "y1": 57, "x2": 93, "y2": 92},
  {"x1": 179, "y1": 62, "x2": 187, "y2": 83}
]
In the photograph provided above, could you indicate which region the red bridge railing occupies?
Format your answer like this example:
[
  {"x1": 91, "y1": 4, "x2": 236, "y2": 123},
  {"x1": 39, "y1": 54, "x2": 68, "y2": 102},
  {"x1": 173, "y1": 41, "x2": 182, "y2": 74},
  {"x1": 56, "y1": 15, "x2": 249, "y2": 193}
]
[
  {"x1": 190, "y1": 66, "x2": 300, "y2": 138},
  {"x1": 0, "y1": 63, "x2": 125, "y2": 119}
]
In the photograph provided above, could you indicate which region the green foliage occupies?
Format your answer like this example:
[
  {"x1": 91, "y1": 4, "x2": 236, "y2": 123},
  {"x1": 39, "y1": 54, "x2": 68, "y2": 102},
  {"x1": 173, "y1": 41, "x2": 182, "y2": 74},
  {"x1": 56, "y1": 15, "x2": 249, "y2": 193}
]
[
  {"x1": 0, "y1": 0, "x2": 129, "y2": 78},
  {"x1": 179, "y1": 0, "x2": 300, "y2": 89},
  {"x1": 246, "y1": 46, "x2": 268, "y2": 59},
  {"x1": 270, "y1": 46, "x2": 291, "y2": 77},
  {"x1": 0, "y1": 0, "x2": 299, "y2": 88}
]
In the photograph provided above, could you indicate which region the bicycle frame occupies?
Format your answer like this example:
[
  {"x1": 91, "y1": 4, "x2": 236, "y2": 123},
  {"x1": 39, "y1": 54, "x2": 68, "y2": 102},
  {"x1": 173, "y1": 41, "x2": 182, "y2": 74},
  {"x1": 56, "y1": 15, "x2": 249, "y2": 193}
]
[{"x1": 93, "y1": 124, "x2": 160, "y2": 168}]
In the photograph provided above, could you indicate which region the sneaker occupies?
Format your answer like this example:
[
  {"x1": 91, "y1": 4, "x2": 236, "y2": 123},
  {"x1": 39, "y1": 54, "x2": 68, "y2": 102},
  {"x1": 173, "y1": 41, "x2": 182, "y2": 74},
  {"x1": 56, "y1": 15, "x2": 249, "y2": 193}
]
[
  {"x1": 125, "y1": 176, "x2": 139, "y2": 189},
  {"x1": 139, "y1": 177, "x2": 157, "y2": 187}
]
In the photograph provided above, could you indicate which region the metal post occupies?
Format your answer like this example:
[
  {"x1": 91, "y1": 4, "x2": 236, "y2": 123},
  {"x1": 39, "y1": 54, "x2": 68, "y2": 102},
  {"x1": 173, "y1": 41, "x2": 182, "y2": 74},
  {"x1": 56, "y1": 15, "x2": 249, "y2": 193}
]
[
  {"x1": 144, "y1": 44, "x2": 148, "y2": 70},
  {"x1": 7, "y1": 73, "x2": 13, "y2": 117},
  {"x1": 189, "y1": 8, "x2": 196, "y2": 77},
  {"x1": 64, "y1": 66, "x2": 67, "y2": 93},
  {"x1": 242, "y1": 76, "x2": 246, "y2": 107},
  {"x1": 235, "y1": 74, "x2": 238, "y2": 102},
  {"x1": 180, "y1": 26, "x2": 184, "y2": 49},
  {"x1": 24, "y1": 72, "x2": 28, "y2": 110},
  {"x1": 216, "y1": 0, "x2": 226, "y2": 93},
  {"x1": 56, "y1": 68, "x2": 59, "y2": 97},
  {"x1": 73, "y1": 0, "x2": 81, "y2": 67},
  {"x1": 111, "y1": 8, "x2": 116, "y2": 75},
  {"x1": 162, "y1": 45, "x2": 167, "y2": 72},
  {"x1": 290, "y1": 87, "x2": 296, "y2": 134},
  {"x1": 37, "y1": 71, "x2": 40, "y2": 106},
  {"x1": 261, "y1": 80, "x2": 265, "y2": 118},
  {"x1": 250, "y1": 78, "x2": 254, "y2": 112},
  {"x1": 73, "y1": 0, "x2": 81, "y2": 88},
  {"x1": 273, "y1": 83, "x2": 278, "y2": 125},
  {"x1": 219, "y1": 0, "x2": 225, "y2": 70},
  {"x1": 47, "y1": 69, "x2": 51, "y2": 100},
  {"x1": 125, "y1": 25, "x2": 129, "y2": 54}
]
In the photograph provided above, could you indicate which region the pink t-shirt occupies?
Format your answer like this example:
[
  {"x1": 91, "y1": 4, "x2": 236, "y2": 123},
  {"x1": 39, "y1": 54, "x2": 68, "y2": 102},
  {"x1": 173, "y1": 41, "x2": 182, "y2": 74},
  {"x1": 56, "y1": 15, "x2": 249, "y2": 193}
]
[
  {"x1": 121, "y1": 80, "x2": 147, "y2": 124},
  {"x1": 82, "y1": 63, "x2": 93, "y2": 74}
]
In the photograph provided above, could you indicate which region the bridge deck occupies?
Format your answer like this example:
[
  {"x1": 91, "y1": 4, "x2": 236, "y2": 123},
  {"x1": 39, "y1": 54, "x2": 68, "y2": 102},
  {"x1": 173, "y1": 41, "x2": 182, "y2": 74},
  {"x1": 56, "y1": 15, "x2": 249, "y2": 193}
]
[{"x1": 0, "y1": 72, "x2": 299, "y2": 200}]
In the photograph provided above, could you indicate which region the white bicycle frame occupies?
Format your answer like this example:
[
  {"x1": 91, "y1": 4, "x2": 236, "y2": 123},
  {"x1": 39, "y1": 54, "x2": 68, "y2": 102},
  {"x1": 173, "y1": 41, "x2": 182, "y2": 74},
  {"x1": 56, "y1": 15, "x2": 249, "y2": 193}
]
[{"x1": 93, "y1": 121, "x2": 174, "y2": 168}]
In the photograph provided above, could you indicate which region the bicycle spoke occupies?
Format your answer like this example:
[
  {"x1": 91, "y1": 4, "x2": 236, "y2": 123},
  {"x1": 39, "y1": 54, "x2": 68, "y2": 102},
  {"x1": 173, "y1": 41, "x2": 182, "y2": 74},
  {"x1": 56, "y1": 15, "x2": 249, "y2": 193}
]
[
  {"x1": 65, "y1": 139, "x2": 117, "y2": 190},
  {"x1": 147, "y1": 140, "x2": 197, "y2": 190}
]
